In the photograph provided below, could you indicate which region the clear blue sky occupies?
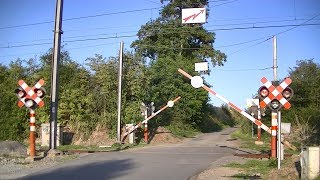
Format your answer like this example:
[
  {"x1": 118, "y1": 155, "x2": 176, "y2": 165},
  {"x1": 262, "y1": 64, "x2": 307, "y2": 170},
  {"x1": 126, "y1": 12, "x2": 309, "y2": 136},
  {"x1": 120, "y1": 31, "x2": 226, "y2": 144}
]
[{"x1": 1, "y1": 0, "x2": 319, "y2": 108}]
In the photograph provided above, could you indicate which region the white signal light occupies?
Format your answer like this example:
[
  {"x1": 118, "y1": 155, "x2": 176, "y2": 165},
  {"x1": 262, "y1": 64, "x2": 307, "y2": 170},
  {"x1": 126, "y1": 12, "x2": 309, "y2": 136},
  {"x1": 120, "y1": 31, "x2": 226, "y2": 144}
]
[
  {"x1": 270, "y1": 99, "x2": 280, "y2": 110},
  {"x1": 25, "y1": 99, "x2": 35, "y2": 108}
]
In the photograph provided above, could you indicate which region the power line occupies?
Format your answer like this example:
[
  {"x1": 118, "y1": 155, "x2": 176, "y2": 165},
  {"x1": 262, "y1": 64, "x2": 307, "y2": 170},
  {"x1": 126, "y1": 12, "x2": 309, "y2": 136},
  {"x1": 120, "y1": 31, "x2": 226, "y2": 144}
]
[
  {"x1": 1, "y1": 22, "x2": 319, "y2": 49},
  {"x1": 0, "y1": 42, "x2": 52, "y2": 49},
  {"x1": 215, "y1": 36, "x2": 268, "y2": 48},
  {"x1": 62, "y1": 7, "x2": 160, "y2": 22},
  {"x1": 207, "y1": 23, "x2": 320, "y2": 32},
  {"x1": 274, "y1": 13, "x2": 320, "y2": 36},
  {"x1": 211, "y1": 0, "x2": 239, "y2": 7},
  {"x1": 214, "y1": 66, "x2": 273, "y2": 71},
  {"x1": 228, "y1": 13, "x2": 320, "y2": 55},
  {"x1": 63, "y1": 35, "x2": 137, "y2": 43},
  {"x1": 0, "y1": 7, "x2": 161, "y2": 30},
  {"x1": 207, "y1": 18, "x2": 320, "y2": 27},
  {"x1": 0, "y1": 0, "x2": 244, "y2": 31},
  {"x1": 2, "y1": 19, "x2": 318, "y2": 46},
  {"x1": 0, "y1": 21, "x2": 53, "y2": 30},
  {"x1": 61, "y1": 17, "x2": 318, "y2": 33},
  {"x1": 229, "y1": 37, "x2": 271, "y2": 55}
]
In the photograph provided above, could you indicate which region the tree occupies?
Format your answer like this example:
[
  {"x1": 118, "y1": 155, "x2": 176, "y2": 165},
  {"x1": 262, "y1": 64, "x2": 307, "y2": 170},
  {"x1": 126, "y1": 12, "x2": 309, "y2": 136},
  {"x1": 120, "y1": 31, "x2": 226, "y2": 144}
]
[
  {"x1": 283, "y1": 59, "x2": 320, "y2": 145},
  {"x1": 0, "y1": 60, "x2": 28, "y2": 141},
  {"x1": 131, "y1": 0, "x2": 226, "y2": 66},
  {"x1": 131, "y1": 0, "x2": 226, "y2": 135}
]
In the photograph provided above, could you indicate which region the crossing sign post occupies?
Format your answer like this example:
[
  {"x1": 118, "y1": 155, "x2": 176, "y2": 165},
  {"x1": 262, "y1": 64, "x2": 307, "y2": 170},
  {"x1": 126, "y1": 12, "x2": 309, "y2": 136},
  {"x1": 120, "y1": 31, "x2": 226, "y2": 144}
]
[
  {"x1": 258, "y1": 77, "x2": 293, "y2": 110},
  {"x1": 15, "y1": 79, "x2": 46, "y2": 160},
  {"x1": 258, "y1": 77, "x2": 294, "y2": 159}
]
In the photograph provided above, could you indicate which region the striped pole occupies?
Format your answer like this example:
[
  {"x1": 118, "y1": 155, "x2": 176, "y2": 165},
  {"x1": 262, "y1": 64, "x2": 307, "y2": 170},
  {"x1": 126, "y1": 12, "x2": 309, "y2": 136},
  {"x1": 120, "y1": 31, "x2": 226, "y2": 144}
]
[
  {"x1": 144, "y1": 109, "x2": 148, "y2": 143},
  {"x1": 271, "y1": 111, "x2": 278, "y2": 158},
  {"x1": 257, "y1": 106, "x2": 261, "y2": 141},
  {"x1": 29, "y1": 109, "x2": 36, "y2": 159},
  {"x1": 144, "y1": 122, "x2": 148, "y2": 143},
  {"x1": 121, "y1": 96, "x2": 181, "y2": 143},
  {"x1": 178, "y1": 68, "x2": 271, "y2": 133}
]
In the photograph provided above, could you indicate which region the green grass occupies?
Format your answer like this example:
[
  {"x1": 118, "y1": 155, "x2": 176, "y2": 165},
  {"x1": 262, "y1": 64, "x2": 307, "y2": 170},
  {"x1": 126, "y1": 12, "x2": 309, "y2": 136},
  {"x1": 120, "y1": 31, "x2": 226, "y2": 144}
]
[
  {"x1": 226, "y1": 129, "x2": 300, "y2": 179},
  {"x1": 231, "y1": 129, "x2": 270, "y2": 153},
  {"x1": 225, "y1": 159, "x2": 277, "y2": 175}
]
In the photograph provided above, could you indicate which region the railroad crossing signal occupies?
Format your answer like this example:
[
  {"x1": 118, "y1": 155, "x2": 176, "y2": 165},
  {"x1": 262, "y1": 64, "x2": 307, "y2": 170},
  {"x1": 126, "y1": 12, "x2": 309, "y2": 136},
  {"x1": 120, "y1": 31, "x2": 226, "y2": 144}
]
[
  {"x1": 258, "y1": 77, "x2": 293, "y2": 111},
  {"x1": 15, "y1": 79, "x2": 46, "y2": 110}
]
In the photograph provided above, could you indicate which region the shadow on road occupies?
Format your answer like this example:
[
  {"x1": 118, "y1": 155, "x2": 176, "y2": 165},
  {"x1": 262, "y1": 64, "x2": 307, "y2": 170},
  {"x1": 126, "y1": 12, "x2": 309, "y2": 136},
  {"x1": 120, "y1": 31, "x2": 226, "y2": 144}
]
[{"x1": 21, "y1": 158, "x2": 135, "y2": 180}]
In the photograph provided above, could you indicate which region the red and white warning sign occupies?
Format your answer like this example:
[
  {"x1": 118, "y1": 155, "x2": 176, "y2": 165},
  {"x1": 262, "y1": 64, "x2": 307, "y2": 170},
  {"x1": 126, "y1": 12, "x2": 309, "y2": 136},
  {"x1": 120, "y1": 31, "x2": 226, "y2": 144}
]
[
  {"x1": 182, "y1": 8, "x2": 206, "y2": 24},
  {"x1": 16, "y1": 79, "x2": 45, "y2": 109},
  {"x1": 259, "y1": 77, "x2": 292, "y2": 109}
]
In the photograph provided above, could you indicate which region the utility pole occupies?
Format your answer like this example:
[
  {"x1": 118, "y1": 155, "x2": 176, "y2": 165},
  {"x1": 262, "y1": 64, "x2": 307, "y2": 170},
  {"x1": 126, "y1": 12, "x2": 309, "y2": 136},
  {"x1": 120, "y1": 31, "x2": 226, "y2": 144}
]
[
  {"x1": 49, "y1": 0, "x2": 63, "y2": 154},
  {"x1": 270, "y1": 36, "x2": 278, "y2": 159},
  {"x1": 273, "y1": 36, "x2": 277, "y2": 81},
  {"x1": 117, "y1": 41, "x2": 124, "y2": 142},
  {"x1": 274, "y1": 35, "x2": 283, "y2": 169},
  {"x1": 273, "y1": 35, "x2": 282, "y2": 169}
]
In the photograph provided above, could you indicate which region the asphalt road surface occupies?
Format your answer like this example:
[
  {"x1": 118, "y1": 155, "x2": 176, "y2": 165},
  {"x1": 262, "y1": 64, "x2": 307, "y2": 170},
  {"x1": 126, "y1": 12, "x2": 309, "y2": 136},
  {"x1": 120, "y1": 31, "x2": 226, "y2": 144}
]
[{"x1": 21, "y1": 127, "x2": 241, "y2": 180}]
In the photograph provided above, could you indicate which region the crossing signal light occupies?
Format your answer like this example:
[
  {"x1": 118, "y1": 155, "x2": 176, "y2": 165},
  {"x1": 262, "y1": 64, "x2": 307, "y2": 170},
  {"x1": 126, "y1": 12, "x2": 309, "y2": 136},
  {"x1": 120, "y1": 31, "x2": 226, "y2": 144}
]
[
  {"x1": 282, "y1": 87, "x2": 293, "y2": 100},
  {"x1": 258, "y1": 86, "x2": 269, "y2": 99},
  {"x1": 15, "y1": 88, "x2": 26, "y2": 98},
  {"x1": 25, "y1": 99, "x2": 36, "y2": 109},
  {"x1": 269, "y1": 99, "x2": 281, "y2": 110},
  {"x1": 34, "y1": 87, "x2": 46, "y2": 98}
]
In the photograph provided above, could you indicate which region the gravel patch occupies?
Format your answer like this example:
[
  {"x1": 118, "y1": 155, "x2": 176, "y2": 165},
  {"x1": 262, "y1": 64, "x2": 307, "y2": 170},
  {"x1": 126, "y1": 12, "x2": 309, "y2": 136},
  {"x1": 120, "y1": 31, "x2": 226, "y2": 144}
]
[
  {"x1": 0, "y1": 141, "x2": 27, "y2": 157},
  {"x1": 0, "y1": 153, "x2": 82, "y2": 179}
]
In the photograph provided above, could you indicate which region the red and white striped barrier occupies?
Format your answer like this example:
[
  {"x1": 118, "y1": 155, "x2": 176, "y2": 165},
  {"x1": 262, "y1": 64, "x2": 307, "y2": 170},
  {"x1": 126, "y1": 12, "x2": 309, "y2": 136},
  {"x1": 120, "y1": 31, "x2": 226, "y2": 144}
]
[
  {"x1": 178, "y1": 68, "x2": 271, "y2": 134},
  {"x1": 178, "y1": 68, "x2": 297, "y2": 151},
  {"x1": 121, "y1": 96, "x2": 181, "y2": 143}
]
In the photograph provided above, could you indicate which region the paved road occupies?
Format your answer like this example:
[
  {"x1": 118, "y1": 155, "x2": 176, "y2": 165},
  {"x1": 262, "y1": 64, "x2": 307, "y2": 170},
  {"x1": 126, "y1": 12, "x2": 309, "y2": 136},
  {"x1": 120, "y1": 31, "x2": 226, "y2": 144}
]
[{"x1": 21, "y1": 127, "x2": 241, "y2": 180}]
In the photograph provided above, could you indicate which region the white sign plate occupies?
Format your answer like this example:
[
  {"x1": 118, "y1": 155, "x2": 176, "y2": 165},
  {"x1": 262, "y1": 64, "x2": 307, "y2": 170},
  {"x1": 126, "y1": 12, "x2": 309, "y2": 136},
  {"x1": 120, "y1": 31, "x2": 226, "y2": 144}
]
[
  {"x1": 195, "y1": 62, "x2": 209, "y2": 71},
  {"x1": 246, "y1": 99, "x2": 259, "y2": 108},
  {"x1": 182, "y1": 8, "x2": 206, "y2": 24}
]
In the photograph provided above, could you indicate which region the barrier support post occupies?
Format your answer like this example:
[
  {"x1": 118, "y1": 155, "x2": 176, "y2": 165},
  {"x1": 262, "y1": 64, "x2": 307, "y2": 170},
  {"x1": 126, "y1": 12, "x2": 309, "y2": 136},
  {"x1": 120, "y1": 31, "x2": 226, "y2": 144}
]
[{"x1": 29, "y1": 109, "x2": 36, "y2": 159}]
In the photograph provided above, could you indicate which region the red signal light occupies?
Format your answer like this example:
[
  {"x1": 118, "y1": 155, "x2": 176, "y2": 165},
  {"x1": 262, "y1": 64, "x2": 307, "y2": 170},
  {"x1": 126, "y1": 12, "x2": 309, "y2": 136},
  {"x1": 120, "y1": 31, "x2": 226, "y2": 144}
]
[
  {"x1": 34, "y1": 87, "x2": 46, "y2": 98},
  {"x1": 259, "y1": 86, "x2": 269, "y2": 98},
  {"x1": 15, "y1": 88, "x2": 26, "y2": 98},
  {"x1": 282, "y1": 87, "x2": 293, "y2": 100}
]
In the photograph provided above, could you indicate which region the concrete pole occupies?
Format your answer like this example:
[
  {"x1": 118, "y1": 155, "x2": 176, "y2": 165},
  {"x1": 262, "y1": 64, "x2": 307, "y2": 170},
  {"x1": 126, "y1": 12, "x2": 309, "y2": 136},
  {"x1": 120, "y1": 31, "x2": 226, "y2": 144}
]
[
  {"x1": 117, "y1": 41, "x2": 124, "y2": 142},
  {"x1": 49, "y1": 0, "x2": 63, "y2": 151},
  {"x1": 273, "y1": 36, "x2": 277, "y2": 81},
  {"x1": 271, "y1": 36, "x2": 278, "y2": 159}
]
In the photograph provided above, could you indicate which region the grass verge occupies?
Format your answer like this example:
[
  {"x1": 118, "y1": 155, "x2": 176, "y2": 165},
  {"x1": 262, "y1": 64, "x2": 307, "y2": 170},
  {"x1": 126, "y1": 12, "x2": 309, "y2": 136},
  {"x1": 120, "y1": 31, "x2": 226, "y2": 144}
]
[{"x1": 225, "y1": 129, "x2": 301, "y2": 179}]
